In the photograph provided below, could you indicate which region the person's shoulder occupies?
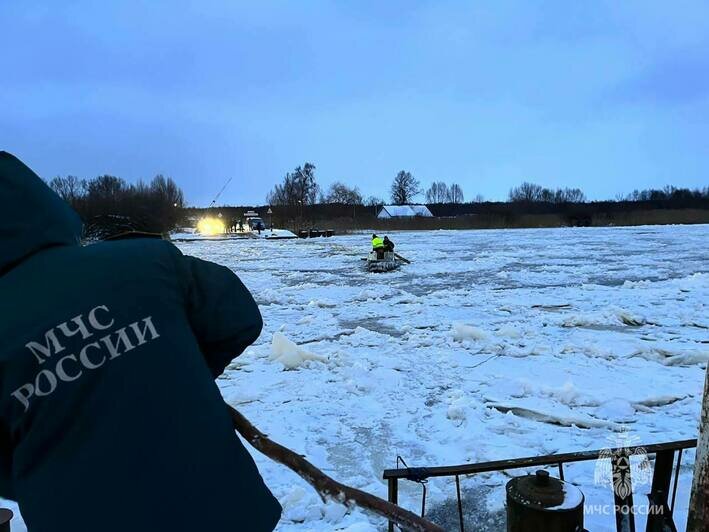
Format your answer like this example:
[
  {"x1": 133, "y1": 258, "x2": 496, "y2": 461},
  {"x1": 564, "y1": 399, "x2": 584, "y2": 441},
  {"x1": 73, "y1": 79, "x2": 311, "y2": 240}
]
[
  {"x1": 92, "y1": 234, "x2": 178, "y2": 257},
  {"x1": 102, "y1": 231, "x2": 166, "y2": 243}
]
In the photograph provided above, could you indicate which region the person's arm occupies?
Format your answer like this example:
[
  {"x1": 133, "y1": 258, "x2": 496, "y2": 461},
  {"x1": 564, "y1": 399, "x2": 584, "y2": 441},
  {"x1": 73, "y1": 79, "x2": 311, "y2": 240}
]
[{"x1": 172, "y1": 246, "x2": 263, "y2": 378}]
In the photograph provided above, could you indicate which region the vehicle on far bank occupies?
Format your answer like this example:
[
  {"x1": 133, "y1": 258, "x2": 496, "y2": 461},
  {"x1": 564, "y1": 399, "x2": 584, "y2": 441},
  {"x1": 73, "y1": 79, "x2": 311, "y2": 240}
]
[
  {"x1": 248, "y1": 217, "x2": 265, "y2": 231},
  {"x1": 243, "y1": 210, "x2": 266, "y2": 232}
]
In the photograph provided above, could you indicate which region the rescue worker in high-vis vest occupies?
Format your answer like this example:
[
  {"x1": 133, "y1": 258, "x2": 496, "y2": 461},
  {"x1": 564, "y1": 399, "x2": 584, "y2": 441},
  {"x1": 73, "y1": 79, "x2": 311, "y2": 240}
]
[
  {"x1": 0, "y1": 152, "x2": 282, "y2": 532},
  {"x1": 372, "y1": 234, "x2": 384, "y2": 250},
  {"x1": 372, "y1": 234, "x2": 385, "y2": 258}
]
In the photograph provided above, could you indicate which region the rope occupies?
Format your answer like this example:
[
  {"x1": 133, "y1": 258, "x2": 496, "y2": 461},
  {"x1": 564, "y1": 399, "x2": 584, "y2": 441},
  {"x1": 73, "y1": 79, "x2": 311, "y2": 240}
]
[
  {"x1": 397, "y1": 455, "x2": 429, "y2": 517},
  {"x1": 468, "y1": 353, "x2": 502, "y2": 370}
]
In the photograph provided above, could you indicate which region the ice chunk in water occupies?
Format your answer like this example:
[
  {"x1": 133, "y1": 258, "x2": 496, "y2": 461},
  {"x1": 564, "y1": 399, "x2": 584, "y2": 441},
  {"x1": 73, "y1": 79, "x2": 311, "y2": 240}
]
[
  {"x1": 270, "y1": 332, "x2": 327, "y2": 369},
  {"x1": 452, "y1": 322, "x2": 488, "y2": 341}
]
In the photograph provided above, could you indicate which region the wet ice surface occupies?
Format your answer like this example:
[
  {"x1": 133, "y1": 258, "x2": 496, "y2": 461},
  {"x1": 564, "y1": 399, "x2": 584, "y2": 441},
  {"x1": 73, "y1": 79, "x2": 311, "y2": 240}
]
[
  {"x1": 177, "y1": 225, "x2": 709, "y2": 532},
  {"x1": 3, "y1": 225, "x2": 705, "y2": 532}
]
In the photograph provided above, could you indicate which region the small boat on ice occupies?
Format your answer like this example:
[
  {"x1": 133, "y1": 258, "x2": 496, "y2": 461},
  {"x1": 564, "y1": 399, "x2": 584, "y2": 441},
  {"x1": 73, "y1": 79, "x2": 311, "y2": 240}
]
[{"x1": 366, "y1": 251, "x2": 401, "y2": 272}]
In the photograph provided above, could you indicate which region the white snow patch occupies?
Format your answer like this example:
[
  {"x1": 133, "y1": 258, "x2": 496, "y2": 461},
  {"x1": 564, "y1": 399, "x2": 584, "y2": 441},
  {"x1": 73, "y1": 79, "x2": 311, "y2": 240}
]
[
  {"x1": 487, "y1": 401, "x2": 622, "y2": 430},
  {"x1": 339, "y1": 523, "x2": 379, "y2": 532},
  {"x1": 270, "y1": 333, "x2": 328, "y2": 369},
  {"x1": 547, "y1": 482, "x2": 584, "y2": 510},
  {"x1": 561, "y1": 307, "x2": 646, "y2": 328},
  {"x1": 614, "y1": 308, "x2": 646, "y2": 326},
  {"x1": 322, "y1": 501, "x2": 348, "y2": 523},
  {"x1": 595, "y1": 399, "x2": 637, "y2": 423},
  {"x1": 632, "y1": 347, "x2": 709, "y2": 367},
  {"x1": 280, "y1": 486, "x2": 322, "y2": 523},
  {"x1": 545, "y1": 381, "x2": 581, "y2": 406},
  {"x1": 662, "y1": 350, "x2": 709, "y2": 366},
  {"x1": 447, "y1": 392, "x2": 474, "y2": 422},
  {"x1": 496, "y1": 325, "x2": 522, "y2": 338},
  {"x1": 452, "y1": 322, "x2": 488, "y2": 341}
]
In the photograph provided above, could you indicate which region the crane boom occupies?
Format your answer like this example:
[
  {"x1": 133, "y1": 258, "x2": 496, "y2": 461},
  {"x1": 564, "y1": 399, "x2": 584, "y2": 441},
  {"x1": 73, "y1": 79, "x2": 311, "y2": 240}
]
[{"x1": 209, "y1": 176, "x2": 233, "y2": 207}]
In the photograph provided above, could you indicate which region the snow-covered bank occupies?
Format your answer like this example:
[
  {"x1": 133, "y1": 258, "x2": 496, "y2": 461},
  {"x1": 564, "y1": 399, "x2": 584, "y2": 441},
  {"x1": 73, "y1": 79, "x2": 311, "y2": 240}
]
[{"x1": 3, "y1": 224, "x2": 707, "y2": 531}]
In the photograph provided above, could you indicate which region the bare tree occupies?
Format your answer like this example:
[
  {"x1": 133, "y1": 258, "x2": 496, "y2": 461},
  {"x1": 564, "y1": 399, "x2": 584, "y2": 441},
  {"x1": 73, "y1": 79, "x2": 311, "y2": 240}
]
[
  {"x1": 509, "y1": 182, "x2": 586, "y2": 203},
  {"x1": 64, "y1": 173, "x2": 188, "y2": 235},
  {"x1": 447, "y1": 183, "x2": 464, "y2": 203},
  {"x1": 151, "y1": 174, "x2": 185, "y2": 208},
  {"x1": 472, "y1": 193, "x2": 485, "y2": 203},
  {"x1": 84, "y1": 175, "x2": 127, "y2": 213},
  {"x1": 390, "y1": 170, "x2": 421, "y2": 205},
  {"x1": 425, "y1": 181, "x2": 449, "y2": 203},
  {"x1": 324, "y1": 181, "x2": 363, "y2": 204},
  {"x1": 365, "y1": 195, "x2": 384, "y2": 207},
  {"x1": 555, "y1": 187, "x2": 586, "y2": 203},
  {"x1": 48, "y1": 175, "x2": 86, "y2": 205},
  {"x1": 267, "y1": 162, "x2": 320, "y2": 206},
  {"x1": 509, "y1": 182, "x2": 544, "y2": 202}
]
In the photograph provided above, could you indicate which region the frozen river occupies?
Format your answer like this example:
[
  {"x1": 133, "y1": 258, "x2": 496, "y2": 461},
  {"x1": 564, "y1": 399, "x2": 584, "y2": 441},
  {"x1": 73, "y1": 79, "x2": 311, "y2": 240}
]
[
  {"x1": 4, "y1": 224, "x2": 707, "y2": 532},
  {"x1": 178, "y1": 224, "x2": 708, "y2": 532}
]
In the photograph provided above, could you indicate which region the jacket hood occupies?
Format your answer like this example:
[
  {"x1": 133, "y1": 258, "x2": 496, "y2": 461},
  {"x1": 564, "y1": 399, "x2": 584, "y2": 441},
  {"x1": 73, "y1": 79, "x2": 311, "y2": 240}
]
[{"x1": 0, "y1": 151, "x2": 82, "y2": 274}]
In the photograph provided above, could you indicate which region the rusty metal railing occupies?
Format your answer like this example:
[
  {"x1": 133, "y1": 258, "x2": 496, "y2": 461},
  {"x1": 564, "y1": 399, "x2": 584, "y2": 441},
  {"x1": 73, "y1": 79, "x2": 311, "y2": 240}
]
[{"x1": 383, "y1": 438, "x2": 697, "y2": 532}]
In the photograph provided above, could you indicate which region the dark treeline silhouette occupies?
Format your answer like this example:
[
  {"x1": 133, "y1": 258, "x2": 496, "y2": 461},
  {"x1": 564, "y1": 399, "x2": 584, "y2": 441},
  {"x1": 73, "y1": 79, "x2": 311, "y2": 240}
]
[
  {"x1": 49, "y1": 174, "x2": 185, "y2": 238},
  {"x1": 50, "y1": 159, "x2": 709, "y2": 234},
  {"x1": 623, "y1": 185, "x2": 709, "y2": 202},
  {"x1": 508, "y1": 182, "x2": 586, "y2": 203},
  {"x1": 190, "y1": 181, "x2": 709, "y2": 231},
  {"x1": 428, "y1": 184, "x2": 709, "y2": 224}
]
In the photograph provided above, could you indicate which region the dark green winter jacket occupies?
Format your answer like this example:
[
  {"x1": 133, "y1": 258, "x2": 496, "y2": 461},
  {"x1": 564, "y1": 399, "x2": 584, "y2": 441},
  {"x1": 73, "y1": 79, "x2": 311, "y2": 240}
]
[{"x1": 0, "y1": 151, "x2": 281, "y2": 531}]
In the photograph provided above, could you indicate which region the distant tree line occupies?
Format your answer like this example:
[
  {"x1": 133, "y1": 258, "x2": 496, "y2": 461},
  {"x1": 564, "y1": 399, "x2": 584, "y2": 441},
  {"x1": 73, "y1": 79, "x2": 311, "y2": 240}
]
[
  {"x1": 508, "y1": 182, "x2": 586, "y2": 203},
  {"x1": 48, "y1": 157, "x2": 708, "y2": 236},
  {"x1": 49, "y1": 174, "x2": 184, "y2": 237},
  {"x1": 265, "y1": 162, "x2": 709, "y2": 213},
  {"x1": 254, "y1": 163, "x2": 708, "y2": 231},
  {"x1": 267, "y1": 165, "x2": 467, "y2": 207},
  {"x1": 622, "y1": 185, "x2": 709, "y2": 202}
]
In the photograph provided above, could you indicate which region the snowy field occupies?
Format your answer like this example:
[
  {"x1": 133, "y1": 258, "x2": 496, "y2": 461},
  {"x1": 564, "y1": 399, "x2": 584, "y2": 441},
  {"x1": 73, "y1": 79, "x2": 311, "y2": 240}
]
[{"x1": 4, "y1": 224, "x2": 708, "y2": 531}]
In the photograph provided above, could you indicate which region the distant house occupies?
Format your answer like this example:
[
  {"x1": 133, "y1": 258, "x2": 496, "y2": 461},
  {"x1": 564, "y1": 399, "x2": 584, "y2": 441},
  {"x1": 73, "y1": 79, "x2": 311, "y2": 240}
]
[
  {"x1": 377, "y1": 205, "x2": 434, "y2": 219},
  {"x1": 409, "y1": 205, "x2": 434, "y2": 217}
]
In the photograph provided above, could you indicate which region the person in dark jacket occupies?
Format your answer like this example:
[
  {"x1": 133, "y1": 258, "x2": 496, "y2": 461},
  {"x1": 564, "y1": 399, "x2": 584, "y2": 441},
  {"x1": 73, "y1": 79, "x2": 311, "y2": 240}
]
[
  {"x1": 383, "y1": 236, "x2": 395, "y2": 253},
  {"x1": 0, "y1": 151, "x2": 281, "y2": 532}
]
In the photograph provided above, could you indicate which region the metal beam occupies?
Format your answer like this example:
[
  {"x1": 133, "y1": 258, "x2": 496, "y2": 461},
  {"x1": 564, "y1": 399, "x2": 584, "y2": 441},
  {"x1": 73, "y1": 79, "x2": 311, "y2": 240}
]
[
  {"x1": 383, "y1": 439, "x2": 697, "y2": 481},
  {"x1": 646, "y1": 450, "x2": 677, "y2": 532},
  {"x1": 687, "y1": 366, "x2": 709, "y2": 532},
  {"x1": 387, "y1": 477, "x2": 398, "y2": 532}
]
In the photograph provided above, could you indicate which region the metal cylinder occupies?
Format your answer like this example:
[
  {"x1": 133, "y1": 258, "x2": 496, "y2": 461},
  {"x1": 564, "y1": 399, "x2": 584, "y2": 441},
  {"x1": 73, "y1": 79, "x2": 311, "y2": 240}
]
[
  {"x1": 0, "y1": 507, "x2": 13, "y2": 532},
  {"x1": 506, "y1": 470, "x2": 584, "y2": 532}
]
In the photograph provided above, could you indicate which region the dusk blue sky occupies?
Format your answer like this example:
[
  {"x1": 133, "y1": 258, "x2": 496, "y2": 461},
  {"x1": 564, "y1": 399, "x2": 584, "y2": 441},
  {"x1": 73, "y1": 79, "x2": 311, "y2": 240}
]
[{"x1": 2, "y1": 1, "x2": 708, "y2": 206}]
